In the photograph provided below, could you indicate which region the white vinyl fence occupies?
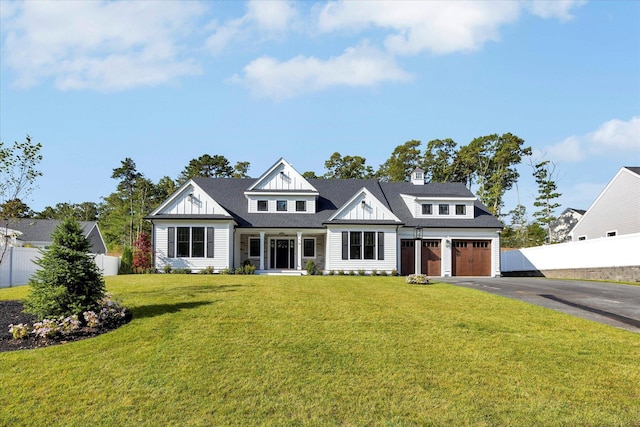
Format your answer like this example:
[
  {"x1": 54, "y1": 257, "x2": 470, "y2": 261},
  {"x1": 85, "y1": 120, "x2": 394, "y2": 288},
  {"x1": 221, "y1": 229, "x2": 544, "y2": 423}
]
[
  {"x1": 0, "y1": 247, "x2": 120, "y2": 288},
  {"x1": 501, "y1": 232, "x2": 640, "y2": 272}
]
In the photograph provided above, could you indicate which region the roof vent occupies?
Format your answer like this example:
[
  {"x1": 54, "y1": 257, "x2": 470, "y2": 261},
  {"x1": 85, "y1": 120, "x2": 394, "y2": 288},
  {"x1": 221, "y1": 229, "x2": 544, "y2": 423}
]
[{"x1": 411, "y1": 168, "x2": 425, "y2": 185}]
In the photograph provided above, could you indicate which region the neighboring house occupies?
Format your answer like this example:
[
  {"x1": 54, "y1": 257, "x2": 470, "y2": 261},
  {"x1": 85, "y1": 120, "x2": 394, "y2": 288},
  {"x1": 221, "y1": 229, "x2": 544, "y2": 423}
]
[
  {"x1": 7, "y1": 219, "x2": 108, "y2": 254},
  {"x1": 570, "y1": 166, "x2": 640, "y2": 241},
  {"x1": 549, "y1": 208, "x2": 585, "y2": 243},
  {"x1": 147, "y1": 158, "x2": 503, "y2": 276}
]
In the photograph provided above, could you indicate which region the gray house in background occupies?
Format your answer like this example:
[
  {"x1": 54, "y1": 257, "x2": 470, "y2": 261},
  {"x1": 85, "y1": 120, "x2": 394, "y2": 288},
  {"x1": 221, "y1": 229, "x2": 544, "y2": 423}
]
[
  {"x1": 8, "y1": 219, "x2": 107, "y2": 254},
  {"x1": 570, "y1": 166, "x2": 640, "y2": 241},
  {"x1": 549, "y1": 208, "x2": 586, "y2": 243}
]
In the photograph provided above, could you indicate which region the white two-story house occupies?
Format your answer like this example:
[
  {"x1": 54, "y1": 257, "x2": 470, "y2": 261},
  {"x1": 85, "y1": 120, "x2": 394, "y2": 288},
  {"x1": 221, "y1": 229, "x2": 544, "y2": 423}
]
[{"x1": 147, "y1": 158, "x2": 503, "y2": 276}]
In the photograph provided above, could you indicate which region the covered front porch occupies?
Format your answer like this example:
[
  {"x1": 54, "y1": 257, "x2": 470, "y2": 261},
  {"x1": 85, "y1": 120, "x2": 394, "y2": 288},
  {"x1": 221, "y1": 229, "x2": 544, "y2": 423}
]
[{"x1": 235, "y1": 228, "x2": 326, "y2": 274}]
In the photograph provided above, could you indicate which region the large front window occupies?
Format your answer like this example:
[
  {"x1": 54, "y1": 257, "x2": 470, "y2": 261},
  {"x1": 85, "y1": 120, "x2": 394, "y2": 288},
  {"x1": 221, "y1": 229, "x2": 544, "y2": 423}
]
[
  {"x1": 171, "y1": 227, "x2": 213, "y2": 258},
  {"x1": 342, "y1": 231, "x2": 384, "y2": 261}
]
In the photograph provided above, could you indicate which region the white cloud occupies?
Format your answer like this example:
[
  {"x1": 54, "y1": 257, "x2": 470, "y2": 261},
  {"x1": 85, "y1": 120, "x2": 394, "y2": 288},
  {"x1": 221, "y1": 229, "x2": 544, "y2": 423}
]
[
  {"x1": 246, "y1": 0, "x2": 298, "y2": 32},
  {"x1": 526, "y1": 0, "x2": 587, "y2": 22},
  {"x1": 205, "y1": 0, "x2": 298, "y2": 54},
  {"x1": 318, "y1": 1, "x2": 520, "y2": 55},
  {"x1": 1, "y1": 1, "x2": 204, "y2": 91},
  {"x1": 588, "y1": 116, "x2": 640, "y2": 153},
  {"x1": 543, "y1": 117, "x2": 640, "y2": 163},
  {"x1": 232, "y1": 43, "x2": 412, "y2": 99},
  {"x1": 317, "y1": 1, "x2": 586, "y2": 55}
]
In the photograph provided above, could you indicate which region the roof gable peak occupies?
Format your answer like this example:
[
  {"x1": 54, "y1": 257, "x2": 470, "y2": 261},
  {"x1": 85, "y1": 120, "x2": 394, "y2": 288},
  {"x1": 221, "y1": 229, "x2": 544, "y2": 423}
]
[{"x1": 246, "y1": 158, "x2": 317, "y2": 193}]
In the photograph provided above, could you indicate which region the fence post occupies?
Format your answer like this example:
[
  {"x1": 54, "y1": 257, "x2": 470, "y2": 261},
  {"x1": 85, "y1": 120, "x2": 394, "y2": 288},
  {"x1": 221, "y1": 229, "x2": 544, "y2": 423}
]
[{"x1": 9, "y1": 246, "x2": 13, "y2": 288}]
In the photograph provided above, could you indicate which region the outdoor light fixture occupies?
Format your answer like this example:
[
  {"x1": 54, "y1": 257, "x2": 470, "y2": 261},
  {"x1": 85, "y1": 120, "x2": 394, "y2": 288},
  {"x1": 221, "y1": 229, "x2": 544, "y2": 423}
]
[
  {"x1": 361, "y1": 200, "x2": 367, "y2": 208},
  {"x1": 415, "y1": 227, "x2": 423, "y2": 239}
]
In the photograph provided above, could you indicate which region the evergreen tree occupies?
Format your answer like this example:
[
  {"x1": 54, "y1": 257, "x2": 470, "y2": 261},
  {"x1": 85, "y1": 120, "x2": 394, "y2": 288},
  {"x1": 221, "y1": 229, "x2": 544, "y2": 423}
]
[
  {"x1": 24, "y1": 218, "x2": 106, "y2": 319},
  {"x1": 532, "y1": 160, "x2": 562, "y2": 243}
]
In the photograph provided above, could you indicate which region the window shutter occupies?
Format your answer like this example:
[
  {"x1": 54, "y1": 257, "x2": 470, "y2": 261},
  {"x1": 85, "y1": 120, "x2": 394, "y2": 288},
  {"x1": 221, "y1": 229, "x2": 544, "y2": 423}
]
[
  {"x1": 342, "y1": 231, "x2": 348, "y2": 260},
  {"x1": 377, "y1": 232, "x2": 384, "y2": 260},
  {"x1": 206, "y1": 227, "x2": 214, "y2": 258},
  {"x1": 168, "y1": 227, "x2": 175, "y2": 258}
]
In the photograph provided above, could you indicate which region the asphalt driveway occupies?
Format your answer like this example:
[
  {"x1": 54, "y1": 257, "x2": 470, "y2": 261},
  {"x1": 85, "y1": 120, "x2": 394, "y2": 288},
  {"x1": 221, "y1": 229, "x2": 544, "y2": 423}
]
[{"x1": 438, "y1": 277, "x2": 640, "y2": 333}]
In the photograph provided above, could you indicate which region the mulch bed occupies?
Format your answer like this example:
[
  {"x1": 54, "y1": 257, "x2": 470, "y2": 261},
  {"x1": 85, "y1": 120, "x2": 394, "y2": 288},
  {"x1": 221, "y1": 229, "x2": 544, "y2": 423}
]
[{"x1": 0, "y1": 300, "x2": 129, "y2": 353}]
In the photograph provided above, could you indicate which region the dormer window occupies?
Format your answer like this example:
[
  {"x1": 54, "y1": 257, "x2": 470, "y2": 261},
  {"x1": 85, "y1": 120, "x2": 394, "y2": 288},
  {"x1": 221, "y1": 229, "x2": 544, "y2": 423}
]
[
  {"x1": 296, "y1": 201, "x2": 306, "y2": 212},
  {"x1": 257, "y1": 200, "x2": 268, "y2": 211},
  {"x1": 421, "y1": 204, "x2": 432, "y2": 215},
  {"x1": 439, "y1": 204, "x2": 449, "y2": 215},
  {"x1": 455, "y1": 204, "x2": 466, "y2": 215},
  {"x1": 277, "y1": 200, "x2": 287, "y2": 211}
]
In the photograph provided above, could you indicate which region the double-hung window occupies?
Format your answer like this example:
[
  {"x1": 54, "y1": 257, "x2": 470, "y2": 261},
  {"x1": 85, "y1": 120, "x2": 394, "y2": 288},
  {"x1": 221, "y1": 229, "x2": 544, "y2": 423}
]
[
  {"x1": 341, "y1": 231, "x2": 384, "y2": 261},
  {"x1": 169, "y1": 227, "x2": 214, "y2": 258}
]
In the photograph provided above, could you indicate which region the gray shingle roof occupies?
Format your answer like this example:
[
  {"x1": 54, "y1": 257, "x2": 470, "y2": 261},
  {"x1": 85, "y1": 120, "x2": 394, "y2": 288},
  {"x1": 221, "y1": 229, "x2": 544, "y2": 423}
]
[
  {"x1": 183, "y1": 177, "x2": 503, "y2": 229},
  {"x1": 10, "y1": 219, "x2": 98, "y2": 242}
]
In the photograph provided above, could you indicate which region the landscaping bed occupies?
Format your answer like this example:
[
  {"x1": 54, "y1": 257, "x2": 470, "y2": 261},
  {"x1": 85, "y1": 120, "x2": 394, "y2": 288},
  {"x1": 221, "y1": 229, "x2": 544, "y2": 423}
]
[{"x1": 0, "y1": 300, "x2": 130, "y2": 353}]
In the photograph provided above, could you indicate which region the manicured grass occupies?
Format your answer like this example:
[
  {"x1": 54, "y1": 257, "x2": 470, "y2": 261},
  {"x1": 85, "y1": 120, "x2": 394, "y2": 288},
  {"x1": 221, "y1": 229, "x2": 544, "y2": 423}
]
[{"x1": 1, "y1": 275, "x2": 639, "y2": 426}]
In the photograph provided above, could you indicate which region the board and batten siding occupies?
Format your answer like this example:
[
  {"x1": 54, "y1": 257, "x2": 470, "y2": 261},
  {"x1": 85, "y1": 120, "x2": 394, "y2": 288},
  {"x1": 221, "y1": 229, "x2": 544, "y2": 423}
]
[
  {"x1": 325, "y1": 226, "x2": 397, "y2": 273},
  {"x1": 571, "y1": 169, "x2": 640, "y2": 240},
  {"x1": 154, "y1": 221, "x2": 232, "y2": 271}
]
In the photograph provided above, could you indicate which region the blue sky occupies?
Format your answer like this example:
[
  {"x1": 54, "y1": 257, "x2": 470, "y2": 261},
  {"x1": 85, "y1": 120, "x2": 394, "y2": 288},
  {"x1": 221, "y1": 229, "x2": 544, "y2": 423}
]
[{"x1": 1, "y1": 0, "x2": 638, "y2": 221}]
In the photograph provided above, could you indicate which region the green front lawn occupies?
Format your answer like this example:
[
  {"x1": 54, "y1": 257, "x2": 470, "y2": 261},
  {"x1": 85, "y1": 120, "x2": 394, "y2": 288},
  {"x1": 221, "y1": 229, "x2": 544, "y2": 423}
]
[{"x1": 1, "y1": 275, "x2": 639, "y2": 426}]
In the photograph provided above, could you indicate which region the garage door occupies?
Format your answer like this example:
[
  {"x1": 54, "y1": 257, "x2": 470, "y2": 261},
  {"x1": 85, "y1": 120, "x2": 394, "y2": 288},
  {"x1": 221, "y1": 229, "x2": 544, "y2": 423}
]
[
  {"x1": 421, "y1": 240, "x2": 441, "y2": 276},
  {"x1": 452, "y1": 240, "x2": 491, "y2": 276},
  {"x1": 401, "y1": 239, "x2": 415, "y2": 275}
]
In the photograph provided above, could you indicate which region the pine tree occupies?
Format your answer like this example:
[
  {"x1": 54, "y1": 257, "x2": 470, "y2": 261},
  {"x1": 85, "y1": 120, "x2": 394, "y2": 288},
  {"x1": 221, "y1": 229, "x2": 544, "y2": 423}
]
[
  {"x1": 532, "y1": 160, "x2": 562, "y2": 243},
  {"x1": 24, "y1": 218, "x2": 106, "y2": 319}
]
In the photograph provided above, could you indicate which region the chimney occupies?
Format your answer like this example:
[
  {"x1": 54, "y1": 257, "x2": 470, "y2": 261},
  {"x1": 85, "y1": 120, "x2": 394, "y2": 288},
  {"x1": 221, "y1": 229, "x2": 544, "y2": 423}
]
[{"x1": 411, "y1": 168, "x2": 425, "y2": 185}]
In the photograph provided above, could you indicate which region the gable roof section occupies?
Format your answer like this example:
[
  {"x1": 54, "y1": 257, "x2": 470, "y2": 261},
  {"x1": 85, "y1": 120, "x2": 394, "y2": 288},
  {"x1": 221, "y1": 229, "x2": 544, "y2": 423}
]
[
  {"x1": 246, "y1": 158, "x2": 318, "y2": 194},
  {"x1": 150, "y1": 179, "x2": 233, "y2": 219},
  {"x1": 326, "y1": 186, "x2": 401, "y2": 224},
  {"x1": 9, "y1": 219, "x2": 98, "y2": 242}
]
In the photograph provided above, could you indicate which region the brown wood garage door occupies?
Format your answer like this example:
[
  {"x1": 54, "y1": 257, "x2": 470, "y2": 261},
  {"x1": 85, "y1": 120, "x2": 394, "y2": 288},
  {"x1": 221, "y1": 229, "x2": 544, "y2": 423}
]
[
  {"x1": 421, "y1": 240, "x2": 441, "y2": 276},
  {"x1": 401, "y1": 239, "x2": 415, "y2": 275},
  {"x1": 452, "y1": 240, "x2": 491, "y2": 276}
]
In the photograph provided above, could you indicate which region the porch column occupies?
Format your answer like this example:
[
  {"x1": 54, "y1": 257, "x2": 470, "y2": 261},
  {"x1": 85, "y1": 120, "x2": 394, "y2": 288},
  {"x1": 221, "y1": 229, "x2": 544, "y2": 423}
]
[
  {"x1": 297, "y1": 231, "x2": 302, "y2": 270},
  {"x1": 259, "y1": 231, "x2": 265, "y2": 270}
]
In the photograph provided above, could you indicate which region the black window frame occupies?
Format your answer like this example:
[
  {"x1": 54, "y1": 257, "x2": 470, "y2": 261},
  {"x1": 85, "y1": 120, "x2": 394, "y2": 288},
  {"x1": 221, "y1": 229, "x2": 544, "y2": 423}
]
[
  {"x1": 296, "y1": 200, "x2": 306, "y2": 212},
  {"x1": 257, "y1": 200, "x2": 268, "y2": 211},
  {"x1": 439, "y1": 204, "x2": 449, "y2": 215},
  {"x1": 363, "y1": 231, "x2": 376, "y2": 260},
  {"x1": 276, "y1": 200, "x2": 287, "y2": 212},
  {"x1": 455, "y1": 204, "x2": 466, "y2": 215},
  {"x1": 349, "y1": 231, "x2": 362, "y2": 260},
  {"x1": 303, "y1": 238, "x2": 315, "y2": 258},
  {"x1": 177, "y1": 227, "x2": 190, "y2": 257},
  {"x1": 191, "y1": 227, "x2": 205, "y2": 258},
  {"x1": 249, "y1": 238, "x2": 261, "y2": 258},
  {"x1": 422, "y1": 204, "x2": 432, "y2": 215}
]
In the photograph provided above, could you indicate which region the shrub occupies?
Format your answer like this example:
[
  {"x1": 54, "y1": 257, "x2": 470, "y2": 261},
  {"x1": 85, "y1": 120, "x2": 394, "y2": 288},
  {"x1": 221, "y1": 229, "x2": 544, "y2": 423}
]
[
  {"x1": 58, "y1": 315, "x2": 81, "y2": 334},
  {"x1": 163, "y1": 264, "x2": 173, "y2": 274},
  {"x1": 405, "y1": 274, "x2": 431, "y2": 285},
  {"x1": 219, "y1": 268, "x2": 233, "y2": 275},
  {"x1": 32, "y1": 319, "x2": 59, "y2": 338},
  {"x1": 132, "y1": 232, "x2": 153, "y2": 273},
  {"x1": 391, "y1": 269, "x2": 399, "y2": 276},
  {"x1": 371, "y1": 269, "x2": 378, "y2": 276},
  {"x1": 234, "y1": 266, "x2": 244, "y2": 275},
  {"x1": 380, "y1": 270, "x2": 388, "y2": 277},
  {"x1": 358, "y1": 269, "x2": 365, "y2": 276},
  {"x1": 173, "y1": 268, "x2": 192, "y2": 274},
  {"x1": 120, "y1": 246, "x2": 133, "y2": 274},
  {"x1": 348, "y1": 270, "x2": 355, "y2": 276},
  {"x1": 198, "y1": 266, "x2": 215, "y2": 275},
  {"x1": 306, "y1": 260, "x2": 317, "y2": 275},
  {"x1": 244, "y1": 264, "x2": 256, "y2": 275},
  {"x1": 24, "y1": 218, "x2": 106, "y2": 320},
  {"x1": 8, "y1": 323, "x2": 29, "y2": 339}
]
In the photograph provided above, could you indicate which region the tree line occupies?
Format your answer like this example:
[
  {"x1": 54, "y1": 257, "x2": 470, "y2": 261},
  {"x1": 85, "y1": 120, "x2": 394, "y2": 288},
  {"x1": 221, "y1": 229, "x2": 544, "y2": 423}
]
[{"x1": 1, "y1": 134, "x2": 562, "y2": 255}]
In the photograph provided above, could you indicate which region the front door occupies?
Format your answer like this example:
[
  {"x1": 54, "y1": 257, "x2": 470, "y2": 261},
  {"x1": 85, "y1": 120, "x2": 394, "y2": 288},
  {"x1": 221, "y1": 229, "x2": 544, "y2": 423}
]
[{"x1": 271, "y1": 239, "x2": 295, "y2": 269}]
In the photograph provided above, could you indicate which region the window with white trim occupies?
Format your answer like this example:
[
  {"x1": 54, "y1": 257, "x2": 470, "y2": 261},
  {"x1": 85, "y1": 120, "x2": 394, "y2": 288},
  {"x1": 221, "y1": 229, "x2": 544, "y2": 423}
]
[
  {"x1": 303, "y1": 238, "x2": 315, "y2": 257},
  {"x1": 439, "y1": 204, "x2": 449, "y2": 215},
  {"x1": 422, "y1": 204, "x2": 432, "y2": 215},
  {"x1": 249, "y1": 238, "x2": 260, "y2": 258},
  {"x1": 257, "y1": 200, "x2": 268, "y2": 211},
  {"x1": 277, "y1": 200, "x2": 287, "y2": 211},
  {"x1": 341, "y1": 231, "x2": 384, "y2": 261},
  {"x1": 169, "y1": 227, "x2": 214, "y2": 258}
]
